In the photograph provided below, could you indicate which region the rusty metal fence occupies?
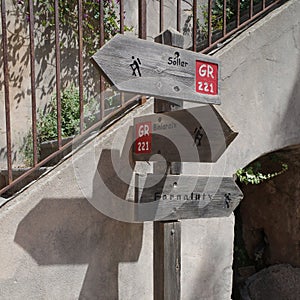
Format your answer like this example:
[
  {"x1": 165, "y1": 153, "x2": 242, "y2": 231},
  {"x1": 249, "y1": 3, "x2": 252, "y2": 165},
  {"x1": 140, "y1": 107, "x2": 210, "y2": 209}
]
[{"x1": 0, "y1": 0, "x2": 284, "y2": 197}]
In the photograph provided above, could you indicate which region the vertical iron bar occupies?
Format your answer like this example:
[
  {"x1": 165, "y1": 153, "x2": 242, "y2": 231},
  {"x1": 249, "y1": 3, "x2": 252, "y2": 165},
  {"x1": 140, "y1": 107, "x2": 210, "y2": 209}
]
[
  {"x1": 177, "y1": 0, "x2": 181, "y2": 32},
  {"x1": 99, "y1": 0, "x2": 105, "y2": 119},
  {"x1": 237, "y1": 0, "x2": 241, "y2": 26},
  {"x1": 250, "y1": 0, "x2": 253, "y2": 18},
  {"x1": 138, "y1": 0, "x2": 147, "y2": 39},
  {"x1": 1, "y1": 0, "x2": 12, "y2": 183},
  {"x1": 99, "y1": 76, "x2": 105, "y2": 121},
  {"x1": 54, "y1": 0, "x2": 62, "y2": 149},
  {"x1": 119, "y1": 0, "x2": 124, "y2": 34},
  {"x1": 28, "y1": 0, "x2": 38, "y2": 166},
  {"x1": 262, "y1": 0, "x2": 266, "y2": 9},
  {"x1": 208, "y1": 0, "x2": 212, "y2": 47},
  {"x1": 99, "y1": 0, "x2": 105, "y2": 54},
  {"x1": 160, "y1": 0, "x2": 164, "y2": 33},
  {"x1": 223, "y1": 0, "x2": 227, "y2": 36},
  {"x1": 192, "y1": 0, "x2": 197, "y2": 51},
  {"x1": 78, "y1": 0, "x2": 84, "y2": 134},
  {"x1": 119, "y1": 0, "x2": 125, "y2": 105},
  {"x1": 138, "y1": 0, "x2": 147, "y2": 104}
]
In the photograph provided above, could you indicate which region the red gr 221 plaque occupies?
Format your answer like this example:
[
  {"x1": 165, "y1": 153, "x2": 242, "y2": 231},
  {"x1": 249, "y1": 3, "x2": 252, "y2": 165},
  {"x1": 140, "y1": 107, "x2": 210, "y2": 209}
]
[
  {"x1": 135, "y1": 122, "x2": 152, "y2": 154},
  {"x1": 196, "y1": 60, "x2": 218, "y2": 96}
]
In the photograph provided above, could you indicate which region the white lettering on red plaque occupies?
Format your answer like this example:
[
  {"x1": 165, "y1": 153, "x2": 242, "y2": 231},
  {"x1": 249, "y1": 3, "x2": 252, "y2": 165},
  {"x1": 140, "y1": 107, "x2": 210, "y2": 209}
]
[
  {"x1": 196, "y1": 60, "x2": 218, "y2": 96},
  {"x1": 135, "y1": 122, "x2": 152, "y2": 154}
]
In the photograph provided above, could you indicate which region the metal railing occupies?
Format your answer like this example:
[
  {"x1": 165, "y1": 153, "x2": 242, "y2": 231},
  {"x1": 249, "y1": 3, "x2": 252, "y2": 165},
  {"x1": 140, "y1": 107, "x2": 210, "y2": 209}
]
[{"x1": 0, "y1": 0, "x2": 284, "y2": 197}]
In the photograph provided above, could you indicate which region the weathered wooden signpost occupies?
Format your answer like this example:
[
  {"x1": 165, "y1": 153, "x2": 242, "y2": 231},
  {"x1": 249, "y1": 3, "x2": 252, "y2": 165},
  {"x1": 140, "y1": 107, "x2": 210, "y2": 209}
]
[
  {"x1": 92, "y1": 32, "x2": 221, "y2": 105},
  {"x1": 133, "y1": 105, "x2": 238, "y2": 162},
  {"x1": 92, "y1": 29, "x2": 243, "y2": 300}
]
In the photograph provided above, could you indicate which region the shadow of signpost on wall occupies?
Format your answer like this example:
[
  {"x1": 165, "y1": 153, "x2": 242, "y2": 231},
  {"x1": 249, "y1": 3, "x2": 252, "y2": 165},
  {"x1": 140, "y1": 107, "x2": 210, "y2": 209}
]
[
  {"x1": 13, "y1": 122, "x2": 167, "y2": 298},
  {"x1": 13, "y1": 125, "x2": 149, "y2": 298},
  {"x1": 14, "y1": 197, "x2": 143, "y2": 299}
]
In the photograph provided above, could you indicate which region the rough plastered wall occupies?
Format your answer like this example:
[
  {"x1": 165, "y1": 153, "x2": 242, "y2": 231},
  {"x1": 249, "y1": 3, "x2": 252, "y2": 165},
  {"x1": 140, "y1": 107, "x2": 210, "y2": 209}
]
[
  {"x1": 0, "y1": 0, "x2": 34, "y2": 168},
  {"x1": 0, "y1": 0, "x2": 68, "y2": 168},
  {"x1": 0, "y1": 0, "x2": 300, "y2": 299},
  {"x1": 0, "y1": 101, "x2": 234, "y2": 299},
  {"x1": 183, "y1": 0, "x2": 300, "y2": 177},
  {"x1": 215, "y1": 0, "x2": 300, "y2": 173}
]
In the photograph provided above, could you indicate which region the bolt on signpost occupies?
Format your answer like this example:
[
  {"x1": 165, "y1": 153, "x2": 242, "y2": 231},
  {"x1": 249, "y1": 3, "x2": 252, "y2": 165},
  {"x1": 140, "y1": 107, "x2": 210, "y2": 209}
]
[{"x1": 92, "y1": 29, "x2": 243, "y2": 300}]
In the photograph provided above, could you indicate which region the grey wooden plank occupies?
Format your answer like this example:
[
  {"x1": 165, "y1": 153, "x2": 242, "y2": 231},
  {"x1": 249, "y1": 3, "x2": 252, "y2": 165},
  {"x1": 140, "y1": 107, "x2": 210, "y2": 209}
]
[
  {"x1": 154, "y1": 221, "x2": 181, "y2": 300},
  {"x1": 133, "y1": 105, "x2": 238, "y2": 162},
  {"x1": 133, "y1": 175, "x2": 243, "y2": 221},
  {"x1": 92, "y1": 34, "x2": 221, "y2": 105},
  {"x1": 153, "y1": 29, "x2": 183, "y2": 300}
]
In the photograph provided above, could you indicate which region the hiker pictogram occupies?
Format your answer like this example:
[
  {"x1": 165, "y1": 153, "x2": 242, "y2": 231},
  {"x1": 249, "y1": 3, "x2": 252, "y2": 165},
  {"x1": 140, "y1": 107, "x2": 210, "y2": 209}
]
[{"x1": 130, "y1": 56, "x2": 142, "y2": 77}]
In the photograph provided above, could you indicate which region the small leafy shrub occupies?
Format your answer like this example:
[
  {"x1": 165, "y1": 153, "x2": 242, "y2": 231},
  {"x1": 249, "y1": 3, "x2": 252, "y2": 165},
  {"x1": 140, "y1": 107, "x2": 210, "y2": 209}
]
[
  {"x1": 39, "y1": 87, "x2": 80, "y2": 142},
  {"x1": 22, "y1": 85, "x2": 98, "y2": 166}
]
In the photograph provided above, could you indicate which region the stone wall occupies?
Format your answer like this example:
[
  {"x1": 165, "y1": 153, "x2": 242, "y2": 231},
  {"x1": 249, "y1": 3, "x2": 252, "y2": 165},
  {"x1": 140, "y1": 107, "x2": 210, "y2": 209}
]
[{"x1": 240, "y1": 146, "x2": 300, "y2": 268}]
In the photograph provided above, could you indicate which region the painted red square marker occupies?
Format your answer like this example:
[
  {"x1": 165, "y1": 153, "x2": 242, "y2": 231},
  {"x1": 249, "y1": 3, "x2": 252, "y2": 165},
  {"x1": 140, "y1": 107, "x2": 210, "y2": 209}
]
[
  {"x1": 135, "y1": 122, "x2": 152, "y2": 154},
  {"x1": 196, "y1": 60, "x2": 218, "y2": 96}
]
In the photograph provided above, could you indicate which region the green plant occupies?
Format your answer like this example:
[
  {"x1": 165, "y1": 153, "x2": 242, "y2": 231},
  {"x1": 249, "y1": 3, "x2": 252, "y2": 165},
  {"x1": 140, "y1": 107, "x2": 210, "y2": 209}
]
[
  {"x1": 200, "y1": 0, "x2": 262, "y2": 36},
  {"x1": 39, "y1": 87, "x2": 78, "y2": 142},
  {"x1": 22, "y1": 132, "x2": 37, "y2": 167},
  {"x1": 200, "y1": 0, "x2": 234, "y2": 34},
  {"x1": 22, "y1": 85, "x2": 98, "y2": 166},
  {"x1": 236, "y1": 158, "x2": 288, "y2": 185}
]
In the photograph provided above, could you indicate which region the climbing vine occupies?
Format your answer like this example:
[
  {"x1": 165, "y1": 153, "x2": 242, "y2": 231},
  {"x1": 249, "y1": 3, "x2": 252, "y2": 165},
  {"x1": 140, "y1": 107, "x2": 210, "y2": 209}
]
[
  {"x1": 185, "y1": 0, "x2": 264, "y2": 42},
  {"x1": 15, "y1": 0, "x2": 131, "y2": 56}
]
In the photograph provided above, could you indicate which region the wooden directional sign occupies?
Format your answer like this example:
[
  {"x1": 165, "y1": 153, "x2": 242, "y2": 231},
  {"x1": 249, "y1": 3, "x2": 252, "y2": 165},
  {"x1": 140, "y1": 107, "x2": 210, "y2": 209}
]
[
  {"x1": 133, "y1": 105, "x2": 237, "y2": 162},
  {"x1": 134, "y1": 175, "x2": 243, "y2": 221},
  {"x1": 92, "y1": 34, "x2": 221, "y2": 105}
]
